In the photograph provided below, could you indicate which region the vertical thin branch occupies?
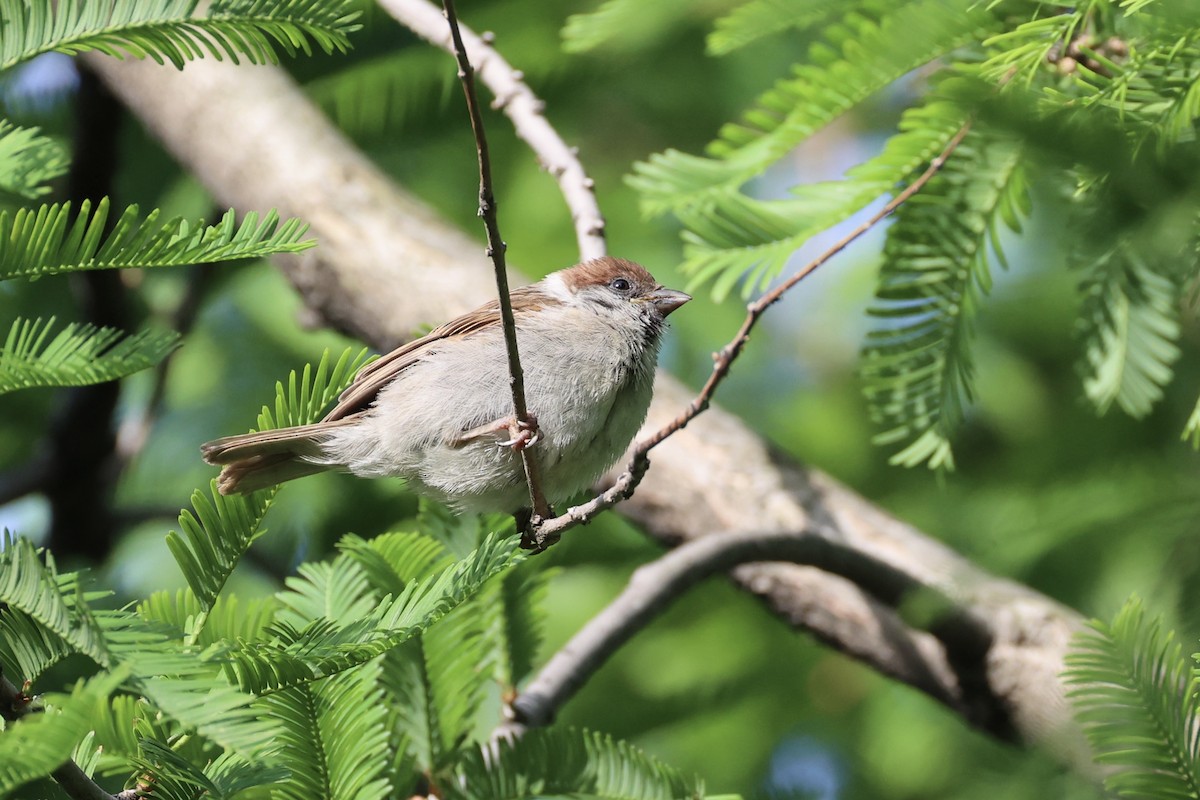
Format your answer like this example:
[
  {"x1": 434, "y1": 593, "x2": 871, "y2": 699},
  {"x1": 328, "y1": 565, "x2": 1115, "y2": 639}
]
[{"x1": 441, "y1": 0, "x2": 551, "y2": 531}]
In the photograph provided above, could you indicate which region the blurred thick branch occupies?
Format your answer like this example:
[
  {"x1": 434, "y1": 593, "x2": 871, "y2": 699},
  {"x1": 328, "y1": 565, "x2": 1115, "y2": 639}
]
[
  {"x1": 499, "y1": 528, "x2": 991, "y2": 736},
  {"x1": 83, "y1": 54, "x2": 1090, "y2": 770}
]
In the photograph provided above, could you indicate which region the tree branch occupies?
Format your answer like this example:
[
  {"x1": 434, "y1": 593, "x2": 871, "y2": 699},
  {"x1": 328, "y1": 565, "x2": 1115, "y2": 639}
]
[
  {"x1": 441, "y1": 0, "x2": 550, "y2": 530},
  {"x1": 380, "y1": 0, "x2": 607, "y2": 260},
  {"x1": 83, "y1": 53, "x2": 1091, "y2": 771},
  {"x1": 44, "y1": 62, "x2": 128, "y2": 562},
  {"x1": 498, "y1": 529, "x2": 994, "y2": 737}
]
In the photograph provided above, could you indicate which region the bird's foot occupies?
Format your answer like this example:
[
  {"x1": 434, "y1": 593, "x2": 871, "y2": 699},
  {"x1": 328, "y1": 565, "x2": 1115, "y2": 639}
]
[{"x1": 497, "y1": 413, "x2": 539, "y2": 451}]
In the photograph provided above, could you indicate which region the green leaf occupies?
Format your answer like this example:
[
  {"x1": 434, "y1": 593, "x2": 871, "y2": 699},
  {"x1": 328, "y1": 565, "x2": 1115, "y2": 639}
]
[
  {"x1": 0, "y1": 317, "x2": 179, "y2": 394},
  {"x1": 263, "y1": 660, "x2": 391, "y2": 800},
  {"x1": 168, "y1": 347, "x2": 371, "y2": 612},
  {"x1": 0, "y1": 0, "x2": 361, "y2": 72},
  {"x1": 0, "y1": 606, "x2": 74, "y2": 685},
  {"x1": 417, "y1": 498, "x2": 514, "y2": 558},
  {"x1": 707, "y1": 0, "x2": 841, "y2": 56},
  {"x1": 338, "y1": 530, "x2": 454, "y2": 597},
  {"x1": 275, "y1": 556, "x2": 380, "y2": 630},
  {"x1": 981, "y1": 9, "x2": 1087, "y2": 86},
  {"x1": 447, "y1": 727, "x2": 703, "y2": 800},
  {"x1": 423, "y1": 600, "x2": 493, "y2": 762},
  {"x1": 1079, "y1": 246, "x2": 1181, "y2": 418},
  {"x1": 0, "y1": 670, "x2": 126, "y2": 798},
  {"x1": 227, "y1": 532, "x2": 522, "y2": 695},
  {"x1": 381, "y1": 640, "x2": 440, "y2": 772},
  {"x1": 489, "y1": 561, "x2": 553, "y2": 691},
  {"x1": 0, "y1": 534, "x2": 112, "y2": 671},
  {"x1": 129, "y1": 739, "x2": 289, "y2": 800},
  {"x1": 0, "y1": 199, "x2": 313, "y2": 282},
  {"x1": 0, "y1": 121, "x2": 69, "y2": 203},
  {"x1": 861, "y1": 126, "x2": 1029, "y2": 468},
  {"x1": 305, "y1": 47, "x2": 455, "y2": 141},
  {"x1": 166, "y1": 483, "x2": 275, "y2": 615},
  {"x1": 561, "y1": 0, "x2": 713, "y2": 54},
  {"x1": 87, "y1": 694, "x2": 163, "y2": 767},
  {"x1": 672, "y1": 88, "x2": 971, "y2": 299},
  {"x1": 1065, "y1": 596, "x2": 1200, "y2": 798},
  {"x1": 630, "y1": 0, "x2": 996, "y2": 217},
  {"x1": 136, "y1": 588, "x2": 279, "y2": 646},
  {"x1": 127, "y1": 649, "x2": 282, "y2": 761},
  {"x1": 1183, "y1": 391, "x2": 1200, "y2": 448}
]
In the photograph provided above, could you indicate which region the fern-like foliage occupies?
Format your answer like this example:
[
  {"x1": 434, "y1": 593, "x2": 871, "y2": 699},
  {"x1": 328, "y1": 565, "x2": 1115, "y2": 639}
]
[
  {"x1": 0, "y1": 316, "x2": 179, "y2": 394},
  {"x1": 167, "y1": 347, "x2": 371, "y2": 612},
  {"x1": 416, "y1": 497, "x2": 514, "y2": 558},
  {"x1": 488, "y1": 560, "x2": 553, "y2": 692},
  {"x1": 305, "y1": 48, "x2": 456, "y2": 141},
  {"x1": 980, "y1": 3, "x2": 1102, "y2": 86},
  {"x1": 0, "y1": 199, "x2": 313, "y2": 282},
  {"x1": 136, "y1": 589, "x2": 280, "y2": 647},
  {"x1": 0, "y1": 533, "x2": 112, "y2": 670},
  {"x1": 1066, "y1": 596, "x2": 1200, "y2": 798},
  {"x1": 0, "y1": 602, "x2": 75, "y2": 683},
  {"x1": 633, "y1": 0, "x2": 1200, "y2": 463},
  {"x1": 861, "y1": 125, "x2": 1029, "y2": 468},
  {"x1": 629, "y1": 0, "x2": 998, "y2": 220},
  {"x1": 706, "y1": 0, "x2": 843, "y2": 56},
  {"x1": 0, "y1": 0, "x2": 361, "y2": 72},
  {"x1": 1, "y1": 518, "x2": 705, "y2": 799},
  {"x1": 0, "y1": 121, "x2": 68, "y2": 203},
  {"x1": 126, "y1": 740, "x2": 289, "y2": 800},
  {"x1": 1078, "y1": 243, "x2": 1182, "y2": 417},
  {"x1": 226, "y1": 532, "x2": 520, "y2": 695},
  {"x1": 450, "y1": 727, "x2": 702, "y2": 800},
  {"x1": 560, "y1": 0, "x2": 712, "y2": 55},
  {"x1": 1069, "y1": 33, "x2": 1200, "y2": 147},
  {"x1": 0, "y1": 670, "x2": 126, "y2": 798},
  {"x1": 263, "y1": 660, "x2": 391, "y2": 800},
  {"x1": 123, "y1": 649, "x2": 284, "y2": 760}
]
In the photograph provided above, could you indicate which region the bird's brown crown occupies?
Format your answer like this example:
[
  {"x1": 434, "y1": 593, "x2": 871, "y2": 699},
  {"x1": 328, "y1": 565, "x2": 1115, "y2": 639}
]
[{"x1": 561, "y1": 256, "x2": 657, "y2": 292}]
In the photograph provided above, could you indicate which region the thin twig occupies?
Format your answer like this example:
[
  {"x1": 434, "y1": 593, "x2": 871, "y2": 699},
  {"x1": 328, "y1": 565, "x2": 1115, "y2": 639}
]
[
  {"x1": 529, "y1": 122, "x2": 974, "y2": 544},
  {"x1": 441, "y1": 0, "x2": 551, "y2": 532},
  {"x1": 496, "y1": 528, "x2": 990, "y2": 737},
  {"x1": 382, "y1": 0, "x2": 607, "y2": 260},
  {"x1": 0, "y1": 671, "x2": 118, "y2": 800}
]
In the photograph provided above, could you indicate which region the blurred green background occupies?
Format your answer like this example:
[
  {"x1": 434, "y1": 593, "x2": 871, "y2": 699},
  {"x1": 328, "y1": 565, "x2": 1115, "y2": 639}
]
[{"x1": 3, "y1": 2, "x2": 1199, "y2": 798}]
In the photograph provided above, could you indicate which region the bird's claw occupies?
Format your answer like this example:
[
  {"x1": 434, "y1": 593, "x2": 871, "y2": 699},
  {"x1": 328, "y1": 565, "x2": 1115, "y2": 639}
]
[{"x1": 497, "y1": 414, "x2": 539, "y2": 451}]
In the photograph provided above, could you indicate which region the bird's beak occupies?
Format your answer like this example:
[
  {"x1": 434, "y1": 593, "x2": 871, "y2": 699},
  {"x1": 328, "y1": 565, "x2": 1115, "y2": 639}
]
[{"x1": 649, "y1": 287, "x2": 692, "y2": 317}]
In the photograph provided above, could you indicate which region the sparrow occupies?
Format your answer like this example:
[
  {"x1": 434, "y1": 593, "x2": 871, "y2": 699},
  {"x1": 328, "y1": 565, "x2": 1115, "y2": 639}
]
[{"x1": 201, "y1": 256, "x2": 690, "y2": 517}]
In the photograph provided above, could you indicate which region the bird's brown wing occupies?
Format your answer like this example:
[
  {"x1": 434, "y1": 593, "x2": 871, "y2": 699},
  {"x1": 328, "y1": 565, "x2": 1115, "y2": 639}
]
[{"x1": 322, "y1": 285, "x2": 552, "y2": 421}]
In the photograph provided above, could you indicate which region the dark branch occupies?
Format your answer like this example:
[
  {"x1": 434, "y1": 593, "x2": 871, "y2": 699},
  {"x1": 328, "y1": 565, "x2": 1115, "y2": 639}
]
[
  {"x1": 45, "y1": 63, "x2": 129, "y2": 561},
  {"x1": 498, "y1": 528, "x2": 996, "y2": 738},
  {"x1": 441, "y1": 0, "x2": 551, "y2": 532}
]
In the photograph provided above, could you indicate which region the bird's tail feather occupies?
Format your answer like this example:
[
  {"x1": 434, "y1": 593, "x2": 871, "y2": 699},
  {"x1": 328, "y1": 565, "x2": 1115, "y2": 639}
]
[{"x1": 201, "y1": 419, "x2": 355, "y2": 495}]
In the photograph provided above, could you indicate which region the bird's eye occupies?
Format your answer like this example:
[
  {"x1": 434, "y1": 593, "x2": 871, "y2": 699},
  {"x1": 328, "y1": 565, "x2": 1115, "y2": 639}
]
[{"x1": 610, "y1": 277, "x2": 632, "y2": 292}]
